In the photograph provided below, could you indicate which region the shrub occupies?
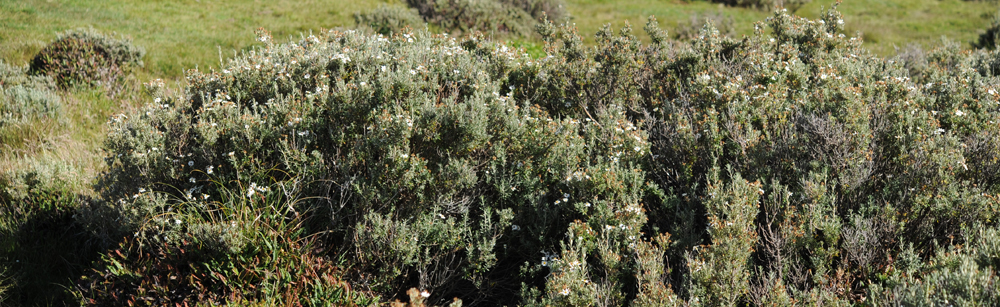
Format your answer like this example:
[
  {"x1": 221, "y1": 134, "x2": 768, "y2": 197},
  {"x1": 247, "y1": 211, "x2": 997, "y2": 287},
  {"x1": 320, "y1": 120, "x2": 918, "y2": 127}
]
[
  {"x1": 82, "y1": 4, "x2": 1000, "y2": 306},
  {"x1": 974, "y1": 10, "x2": 1000, "y2": 50},
  {"x1": 355, "y1": 5, "x2": 425, "y2": 35},
  {"x1": 704, "y1": 0, "x2": 811, "y2": 12},
  {"x1": 0, "y1": 60, "x2": 62, "y2": 129},
  {"x1": 0, "y1": 158, "x2": 99, "y2": 305},
  {"x1": 77, "y1": 180, "x2": 373, "y2": 306},
  {"x1": 404, "y1": 0, "x2": 563, "y2": 36},
  {"x1": 28, "y1": 28, "x2": 144, "y2": 92},
  {"x1": 871, "y1": 226, "x2": 1000, "y2": 305},
  {"x1": 673, "y1": 10, "x2": 736, "y2": 41},
  {"x1": 499, "y1": 0, "x2": 566, "y2": 21}
]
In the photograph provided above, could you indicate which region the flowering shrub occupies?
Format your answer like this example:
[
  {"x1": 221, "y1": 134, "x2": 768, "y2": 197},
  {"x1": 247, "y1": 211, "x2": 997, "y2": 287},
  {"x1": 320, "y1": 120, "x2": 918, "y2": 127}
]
[
  {"x1": 81, "y1": 5, "x2": 1000, "y2": 306},
  {"x1": 28, "y1": 28, "x2": 144, "y2": 92}
]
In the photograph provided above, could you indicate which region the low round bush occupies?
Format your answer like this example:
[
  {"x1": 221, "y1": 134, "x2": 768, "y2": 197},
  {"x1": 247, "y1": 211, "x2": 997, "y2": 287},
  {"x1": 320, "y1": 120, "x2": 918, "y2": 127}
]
[
  {"x1": 29, "y1": 28, "x2": 144, "y2": 90},
  {"x1": 355, "y1": 5, "x2": 425, "y2": 35}
]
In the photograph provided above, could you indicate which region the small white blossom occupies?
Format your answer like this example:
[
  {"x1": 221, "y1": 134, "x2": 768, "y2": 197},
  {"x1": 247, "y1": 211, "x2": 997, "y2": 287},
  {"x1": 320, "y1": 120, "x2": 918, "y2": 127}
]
[
  {"x1": 188, "y1": 161, "x2": 195, "y2": 167},
  {"x1": 207, "y1": 166, "x2": 214, "y2": 174}
]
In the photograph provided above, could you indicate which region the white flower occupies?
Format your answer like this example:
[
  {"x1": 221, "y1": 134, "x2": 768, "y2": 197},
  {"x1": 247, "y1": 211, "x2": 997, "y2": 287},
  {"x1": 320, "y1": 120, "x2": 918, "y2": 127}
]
[
  {"x1": 202, "y1": 194, "x2": 210, "y2": 200},
  {"x1": 420, "y1": 290, "x2": 430, "y2": 298},
  {"x1": 409, "y1": 70, "x2": 416, "y2": 75},
  {"x1": 139, "y1": 188, "x2": 146, "y2": 193},
  {"x1": 189, "y1": 177, "x2": 196, "y2": 183},
  {"x1": 207, "y1": 166, "x2": 214, "y2": 174},
  {"x1": 188, "y1": 161, "x2": 195, "y2": 167},
  {"x1": 247, "y1": 183, "x2": 258, "y2": 198},
  {"x1": 175, "y1": 219, "x2": 182, "y2": 225},
  {"x1": 304, "y1": 74, "x2": 310, "y2": 79},
  {"x1": 154, "y1": 97, "x2": 161, "y2": 103},
  {"x1": 559, "y1": 288, "x2": 570, "y2": 296},
  {"x1": 955, "y1": 110, "x2": 965, "y2": 116},
  {"x1": 634, "y1": 146, "x2": 641, "y2": 152},
  {"x1": 359, "y1": 81, "x2": 366, "y2": 86},
  {"x1": 228, "y1": 151, "x2": 235, "y2": 157}
]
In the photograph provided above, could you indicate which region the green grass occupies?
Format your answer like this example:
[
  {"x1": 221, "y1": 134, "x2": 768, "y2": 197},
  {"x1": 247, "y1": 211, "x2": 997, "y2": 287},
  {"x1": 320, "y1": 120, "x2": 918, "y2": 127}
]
[{"x1": 564, "y1": 0, "x2": 998, "y2": 55}]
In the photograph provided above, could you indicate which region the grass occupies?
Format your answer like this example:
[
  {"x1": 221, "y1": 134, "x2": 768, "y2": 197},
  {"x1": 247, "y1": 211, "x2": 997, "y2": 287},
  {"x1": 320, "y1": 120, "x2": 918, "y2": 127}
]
[
  {"x1": 0, "y1": 0, "x2": 387, "y2": 79},
  {"x1": 564, "y1": 0, "x2": 999, "y2": 55}
]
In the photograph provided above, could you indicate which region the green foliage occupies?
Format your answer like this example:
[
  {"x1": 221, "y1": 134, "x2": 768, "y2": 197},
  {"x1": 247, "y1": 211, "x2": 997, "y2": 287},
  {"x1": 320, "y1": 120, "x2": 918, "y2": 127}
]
[
  {"x1": 355, "y1": 5, "x2": 425, "y2": 36},
  {"x1": 77, "y1": 180, "x2": 373, "y2": 306},
  {"x1": 975, "y1": 11, "x2": 1000, "y2": 50},
  {"x1": 28, "y1": 28, "x2": 144, "y2": 92},
  {"x1": 673, "y1": 10, "x2": 736, "y2": 41},
  {"x1": 871, "y1": 226, "x2": 1000, "y2": 305},
  {"x1": 404, "y1": 0, "x2": 563, "y2": 36},
  {"x1": 49, "y1": 3, "x2": 1000, "y2": 306},
  {"x1": 0, "y1": 60, "x2": 61, "y2": 129},
  {"x1": 0, "y1": 158, "x2": 100, "y2": 306},
  {"x1": 700, "y1": 0, "x2": 811, "y2": 12}
]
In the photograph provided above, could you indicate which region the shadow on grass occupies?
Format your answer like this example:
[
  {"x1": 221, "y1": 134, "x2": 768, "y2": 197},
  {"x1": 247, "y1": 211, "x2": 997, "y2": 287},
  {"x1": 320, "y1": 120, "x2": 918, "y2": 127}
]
[{"x1": 0, "y1": 197, "x2": 106, "y2": 306}]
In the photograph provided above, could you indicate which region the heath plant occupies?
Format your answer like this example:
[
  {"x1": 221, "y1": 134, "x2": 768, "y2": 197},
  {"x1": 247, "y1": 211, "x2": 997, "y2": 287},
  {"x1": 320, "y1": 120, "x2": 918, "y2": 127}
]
[
  {"x1": 77, "y1": 4, "x2": 1000, "y2": 306},
  {"x1": 29, "y1": 28, "x2": 144, "y2": 94},
  {"x1": 0, "y1": 60, "x2": 62, "y2": 131},
  {"x1": 355, "y1": 5, "x2": 426, "y2": 36}
]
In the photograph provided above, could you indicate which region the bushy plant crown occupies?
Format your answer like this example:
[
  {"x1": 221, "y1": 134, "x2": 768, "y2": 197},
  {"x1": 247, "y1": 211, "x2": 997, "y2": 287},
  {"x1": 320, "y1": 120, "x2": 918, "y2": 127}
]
[{"x1": 80, "y1": 5, "x2": 1000, "y2": 306}]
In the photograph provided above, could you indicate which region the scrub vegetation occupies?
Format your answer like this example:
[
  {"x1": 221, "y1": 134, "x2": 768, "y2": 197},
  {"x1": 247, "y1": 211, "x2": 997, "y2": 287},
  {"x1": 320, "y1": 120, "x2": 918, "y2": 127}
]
[{"x1": 3, "y1": 0, "x2": 1000, "y2": 306}]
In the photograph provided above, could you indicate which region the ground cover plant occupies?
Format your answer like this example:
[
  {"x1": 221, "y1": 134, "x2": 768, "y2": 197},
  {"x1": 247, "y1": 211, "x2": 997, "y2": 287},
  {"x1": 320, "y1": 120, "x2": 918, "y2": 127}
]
[{"x1": 5, "y1": 0, "x2": 1000, "y2": 306}]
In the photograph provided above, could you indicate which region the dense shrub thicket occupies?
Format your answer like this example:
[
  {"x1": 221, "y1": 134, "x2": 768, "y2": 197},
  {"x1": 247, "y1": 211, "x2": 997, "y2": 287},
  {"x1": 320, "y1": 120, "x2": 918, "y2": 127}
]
[
  {"x1": 77, "y1": 6, "x2": 1000, "y2": 306},
  {"x1": 28, "y1": 28, "x2": 144, "y2": 93},
  {"x1": 0, "y1": 61, "x2": 62, "y2": 129}
]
